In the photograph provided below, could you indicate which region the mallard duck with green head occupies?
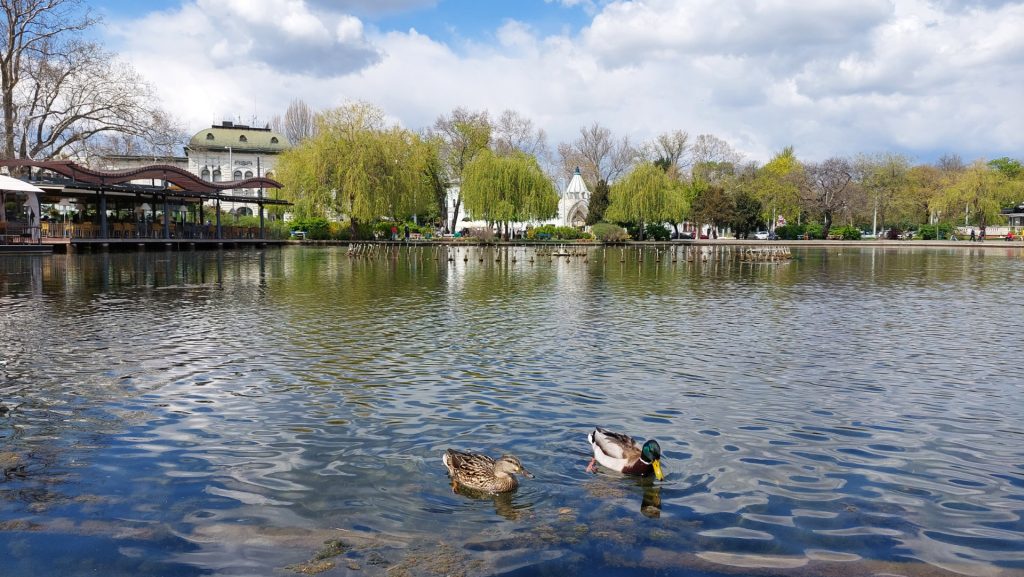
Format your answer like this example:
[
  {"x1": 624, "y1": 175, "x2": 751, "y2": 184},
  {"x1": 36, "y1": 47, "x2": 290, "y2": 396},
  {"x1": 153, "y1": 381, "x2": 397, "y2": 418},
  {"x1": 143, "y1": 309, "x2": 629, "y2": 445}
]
[
  {"x1": 443, "y1": 449, "x2": 534, "y2": 494},
  {"x1": 585, "y1": 427, "x2": 664, "y2": 480}
]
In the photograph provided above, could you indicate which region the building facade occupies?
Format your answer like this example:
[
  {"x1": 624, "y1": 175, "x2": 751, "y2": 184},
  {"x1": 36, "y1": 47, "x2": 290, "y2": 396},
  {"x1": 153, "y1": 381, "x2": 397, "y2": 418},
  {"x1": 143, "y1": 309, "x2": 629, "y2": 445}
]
[
  {"x1": 185, "y1": 122, "x2": 290, "y2": 215},
  {"x1": 445, "y1": 167, "x2": 590, "y2": 233},
  {"x1": 92, "y1": 121, "x2": 291, "y2": 218}
]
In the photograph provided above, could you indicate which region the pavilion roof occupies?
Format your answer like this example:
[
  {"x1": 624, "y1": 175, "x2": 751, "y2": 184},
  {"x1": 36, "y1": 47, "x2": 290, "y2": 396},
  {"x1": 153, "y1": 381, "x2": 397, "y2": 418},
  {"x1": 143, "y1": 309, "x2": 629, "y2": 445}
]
[{"x1": 0, "y1": 160, "x2": 283, "y2": 194}]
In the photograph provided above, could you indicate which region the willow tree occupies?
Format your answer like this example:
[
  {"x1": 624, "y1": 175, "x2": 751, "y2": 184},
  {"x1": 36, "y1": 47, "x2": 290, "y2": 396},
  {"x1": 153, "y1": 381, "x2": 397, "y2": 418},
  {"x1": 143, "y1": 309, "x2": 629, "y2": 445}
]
[
  {"x1": 755, "y1": 146, "x2": 801, "y2": 228},
  {"x1": 605, "y1": 162, "x2": 688, "y2": 240},
  {"x1": 276, "y1": 103, "x2": 436, "y2": 236},
  {"x1": 937, "y1": 160, "x2": 1020, "y2": 230},
  {"x1": 460, "y1": 150, "x2": 558, "y2": 238}
]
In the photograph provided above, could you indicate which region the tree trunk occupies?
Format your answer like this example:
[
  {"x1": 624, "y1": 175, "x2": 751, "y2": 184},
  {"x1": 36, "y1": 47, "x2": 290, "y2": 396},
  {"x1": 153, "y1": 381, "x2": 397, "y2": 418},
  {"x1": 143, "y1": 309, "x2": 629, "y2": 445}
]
[
  {"x1": 3, "y1": 82, "x2": 14, "y2": 159},
  {"x1": 449, "y1": 196, "x2": 461, "y2": 233},
  {"x1": 822, "y1": 211, "x2": 833, "y2": 238}
]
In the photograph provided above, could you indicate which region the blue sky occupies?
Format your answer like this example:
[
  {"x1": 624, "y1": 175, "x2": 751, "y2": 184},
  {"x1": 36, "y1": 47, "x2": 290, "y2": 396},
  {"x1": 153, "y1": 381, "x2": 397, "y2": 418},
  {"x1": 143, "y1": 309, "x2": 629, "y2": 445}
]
[{"x1": 89, "y1": 0, "x2": 1024, "y2": 166}]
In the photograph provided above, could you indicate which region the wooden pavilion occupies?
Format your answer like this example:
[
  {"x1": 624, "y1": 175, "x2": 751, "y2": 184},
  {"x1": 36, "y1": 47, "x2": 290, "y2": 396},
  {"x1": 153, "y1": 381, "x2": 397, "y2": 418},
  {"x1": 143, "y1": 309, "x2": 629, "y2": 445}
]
[{"x1": 0, "y1": 160, "x2": 290, "y2": 247}]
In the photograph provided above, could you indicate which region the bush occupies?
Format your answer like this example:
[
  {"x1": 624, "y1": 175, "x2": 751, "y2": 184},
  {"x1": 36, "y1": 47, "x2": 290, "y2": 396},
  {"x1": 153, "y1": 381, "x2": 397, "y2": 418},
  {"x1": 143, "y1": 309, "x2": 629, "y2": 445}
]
[
  {"x1": 804, "y1": 223, "x2": 824, "y2": 240},
  {"x1": 917, "y1": 223, "x2": 953, "y2": 240},
  {"x1": 592, "y1": 222, "x2": 629, "y2": 242},
  {"x1": 526, "y1": 224, "x2": 589, "y2": 241},
  {"x1": 832, "y1": 225, "x2": 862, "y2": 240},
  {"x1": 622, "y1": 223, "x2": 670, "y2": 241},
  {"x1": 775, "y1": 224, "x2": 806, "y2": 240},
  {"x1": 290, "y1": 217, "x2": 331, "y2": 240},
  {"x1": 644, "y1": 223, "x2": 671, "y2": 241}
]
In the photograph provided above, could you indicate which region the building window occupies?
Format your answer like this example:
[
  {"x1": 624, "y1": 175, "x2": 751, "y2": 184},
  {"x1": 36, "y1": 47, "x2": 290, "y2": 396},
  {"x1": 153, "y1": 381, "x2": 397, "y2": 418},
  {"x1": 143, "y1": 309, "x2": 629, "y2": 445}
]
[
  {"x1": 206, "y1": 133, "x2": 214, "y2": 140},
  {"x1": 239, "y1": 135, "x2": 247, "y2": 143},
  {"x1": 266, "y1": 171, "x2": 275, "y2": 179},
  {"x1": 201, "y1": 168, "x2": 210, "y2": 181},
  {"x1": 270, "y1": 137, "x2": 279, "y2": 144},
  {"x1": 233, "y1": 170, "x2": 242, "y2": 180},
  {"x1": 244, "y1": 170, "x2": 253, "y2": 179},
  {"x1": 212, "y1": 169, "x2": 221, "y2": 182}
]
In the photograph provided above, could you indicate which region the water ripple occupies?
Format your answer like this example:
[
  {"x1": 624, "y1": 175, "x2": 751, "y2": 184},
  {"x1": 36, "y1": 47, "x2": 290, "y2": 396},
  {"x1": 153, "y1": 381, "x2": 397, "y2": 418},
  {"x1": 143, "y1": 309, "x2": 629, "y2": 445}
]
[{"x1": 1, "y1": 246, "x2": 1022, "y2": 576}]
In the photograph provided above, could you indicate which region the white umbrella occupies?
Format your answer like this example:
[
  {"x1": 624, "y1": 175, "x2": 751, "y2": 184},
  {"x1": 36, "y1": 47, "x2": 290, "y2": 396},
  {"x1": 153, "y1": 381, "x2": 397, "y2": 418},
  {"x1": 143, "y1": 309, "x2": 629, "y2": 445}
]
[
  {"x1": 0, "y1": 174, "x2": 43, "y2": 193},
  {"x1": 0, "y1": 175, "x2": 43, "y2": 225}
]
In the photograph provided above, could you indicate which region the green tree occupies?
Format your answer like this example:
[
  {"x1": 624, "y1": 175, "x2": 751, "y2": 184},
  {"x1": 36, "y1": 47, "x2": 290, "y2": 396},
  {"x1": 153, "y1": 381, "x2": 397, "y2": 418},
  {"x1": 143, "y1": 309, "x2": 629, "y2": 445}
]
[
  {"x1": 988, "y1": 157, "x2": 1023, "y2": 180},
  {"x1": 754, "y1": 146, "x2": 801, "y2": 228},
  {"x1": 730, "y1": 189, "x2": 763, "y2": 239},
  {"x1": 938, "y1": 160, "x2": 1020, "y2": 230},
  {"x1": 690, "y1": 183, "x2": 734, "y2": 236},
  {"x1": 276, "y1": 102, "x2": 436, "y2": 237},
  {"x1": 855, "y1": 153, "x2": 911, "y2": 235},
  {"x1": 460, "y1": 150, "x2": 558, "y2": 239},
  {"x1": 586, "y1": 179, "x2": 610, "y2": 225},
  {"x1": 605, "y1": 162, "x2": 687, "y2": 240},
  {"x1": 904, "y1": 164, "x2": 945, "y2": 229}
]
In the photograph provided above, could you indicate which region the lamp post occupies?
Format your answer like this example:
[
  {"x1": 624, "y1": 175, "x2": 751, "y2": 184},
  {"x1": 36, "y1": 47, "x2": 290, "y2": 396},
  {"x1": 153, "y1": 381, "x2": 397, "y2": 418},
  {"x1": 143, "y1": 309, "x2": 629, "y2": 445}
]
[{"x1": 58, "y1": 198, "x2": 72, "y2": 236}]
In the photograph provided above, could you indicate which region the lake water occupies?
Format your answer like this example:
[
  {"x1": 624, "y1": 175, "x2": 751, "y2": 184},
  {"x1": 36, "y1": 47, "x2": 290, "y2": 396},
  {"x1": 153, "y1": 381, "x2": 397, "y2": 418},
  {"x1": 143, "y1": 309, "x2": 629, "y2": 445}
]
[{"x1": 1, "y1": 244, "x2": 1022, "y2": 577}]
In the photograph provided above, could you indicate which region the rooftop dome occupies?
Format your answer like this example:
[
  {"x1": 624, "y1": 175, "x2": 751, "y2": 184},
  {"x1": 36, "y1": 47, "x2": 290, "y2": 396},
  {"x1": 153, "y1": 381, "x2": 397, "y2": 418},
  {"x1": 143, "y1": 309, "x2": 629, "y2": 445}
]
[
  {"x1": 188, "y1": 122, "x2": 290, "y2": 153},
  {"x1": 564, "y1": 167, "x2": 590, "y2": 198}
]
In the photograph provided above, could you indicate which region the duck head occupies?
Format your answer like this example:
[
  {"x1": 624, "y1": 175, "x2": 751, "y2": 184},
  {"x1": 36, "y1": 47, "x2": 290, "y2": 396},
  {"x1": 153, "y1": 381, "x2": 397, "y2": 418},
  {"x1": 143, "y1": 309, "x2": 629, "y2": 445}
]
[
  {"x1": 496, "y1": 455, "x2": 534, "y2": 479},
  {"x1": 640, "y1": 440, "x2": 664, "y2": 480}
]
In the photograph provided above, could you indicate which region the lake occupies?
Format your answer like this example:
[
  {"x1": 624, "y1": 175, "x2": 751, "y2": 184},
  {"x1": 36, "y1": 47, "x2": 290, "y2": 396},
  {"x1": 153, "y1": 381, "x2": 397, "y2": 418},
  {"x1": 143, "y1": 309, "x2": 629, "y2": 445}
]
[{"x1": 1, "y1": 244, "x2": 1022, "y2": 577}]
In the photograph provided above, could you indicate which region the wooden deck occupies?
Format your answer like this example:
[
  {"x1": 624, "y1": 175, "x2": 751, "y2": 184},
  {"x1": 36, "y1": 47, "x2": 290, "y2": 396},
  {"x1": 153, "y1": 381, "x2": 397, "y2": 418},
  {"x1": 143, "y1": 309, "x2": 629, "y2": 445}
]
[{"x1": 43, "y1": 237, "x2": 291, "y2": 252}]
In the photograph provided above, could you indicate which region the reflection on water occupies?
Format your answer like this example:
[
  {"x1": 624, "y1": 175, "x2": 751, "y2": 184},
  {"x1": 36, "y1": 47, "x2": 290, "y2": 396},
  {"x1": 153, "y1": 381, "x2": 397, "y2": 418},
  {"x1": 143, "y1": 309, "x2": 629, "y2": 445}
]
[{"x1": 1, "y1": 245, "x2": 1023, "y2": 577}]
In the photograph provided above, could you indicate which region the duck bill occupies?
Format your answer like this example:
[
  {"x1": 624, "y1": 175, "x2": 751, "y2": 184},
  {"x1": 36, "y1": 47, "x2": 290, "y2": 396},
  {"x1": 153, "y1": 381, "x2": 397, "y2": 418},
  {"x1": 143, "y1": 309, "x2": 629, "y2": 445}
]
[
  {"x1": 652, "y1": 460, "x2": 664, "y2": 481},
  {"x1": 521, "y1": 468, "x2": 535, "y2": 479}
]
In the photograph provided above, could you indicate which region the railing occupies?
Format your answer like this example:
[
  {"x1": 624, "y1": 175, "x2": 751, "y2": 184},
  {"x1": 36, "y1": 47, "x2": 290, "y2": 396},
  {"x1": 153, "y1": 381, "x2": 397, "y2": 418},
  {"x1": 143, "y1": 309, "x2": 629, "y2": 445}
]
[
  {"x1": 0, "y1": 222, "x2": 41, "y2": 244},
  {"x1": 38, "y1": 221, "x2": 278, "y2": 241}
]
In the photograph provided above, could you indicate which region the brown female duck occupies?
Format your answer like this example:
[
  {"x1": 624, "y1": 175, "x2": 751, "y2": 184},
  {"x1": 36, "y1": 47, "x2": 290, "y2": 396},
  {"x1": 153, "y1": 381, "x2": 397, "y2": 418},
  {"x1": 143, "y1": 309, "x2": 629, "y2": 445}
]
[{"x1": 443, "y1": 449, "x2": 533, "y2": 494}]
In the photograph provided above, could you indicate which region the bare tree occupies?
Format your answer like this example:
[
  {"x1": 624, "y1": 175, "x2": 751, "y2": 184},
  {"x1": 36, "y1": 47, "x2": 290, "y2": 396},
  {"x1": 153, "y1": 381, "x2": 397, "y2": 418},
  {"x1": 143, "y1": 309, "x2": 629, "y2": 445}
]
[
  {"x1": 428, "y1": 107, "x2": 491, "y2": 232},
  {"x1": 690, "y1": 133, "x2": 742, "y2": 184},
  {"x1": 1, "y1": 1, "x2": 182, "y2": 162},
  {"x1": 271, "y1": 98, "x2": 317, "y2": 145},
  {"x1": 643, "y1": 129, "x2": 690, "y2": 177},
  {"x1": 800, "y1": 157, "x2": 857, "y2": 237},
  {"x1": 316, "y1": 100, "x2": 386, "y2": 137},
  {"x1": 491, "y1": 109, "x2": 550, "y2": 163},
  {"x1": 937, "y1": 153, "x2": 965, "y2": 174},
  {"x1": 86, "y1": 109, "x2": 187, "y2": 160},
  {"x1": 557, "y1": 122, "x2": 636, "y2": 189},
  {"x1": 1, "y1": 0, "x2": 95, "y2": 158},
  {"x1": 17, "y1": 39, "x2": 182, "y2": 160}
]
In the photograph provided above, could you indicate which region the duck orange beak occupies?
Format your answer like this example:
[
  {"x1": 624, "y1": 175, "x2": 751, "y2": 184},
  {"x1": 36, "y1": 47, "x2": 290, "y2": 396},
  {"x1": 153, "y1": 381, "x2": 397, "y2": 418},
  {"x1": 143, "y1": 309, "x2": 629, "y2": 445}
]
[{"x1": 652, "y1": 460, "x2": 664, "y2": 481}]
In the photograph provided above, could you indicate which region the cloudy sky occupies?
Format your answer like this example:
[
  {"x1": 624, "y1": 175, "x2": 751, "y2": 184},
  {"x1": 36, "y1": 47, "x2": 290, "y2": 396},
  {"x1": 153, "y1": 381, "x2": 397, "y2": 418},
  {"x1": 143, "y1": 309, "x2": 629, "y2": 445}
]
[{"x1": 93, "y1": 0, "x2": 1023, "y2": 165}]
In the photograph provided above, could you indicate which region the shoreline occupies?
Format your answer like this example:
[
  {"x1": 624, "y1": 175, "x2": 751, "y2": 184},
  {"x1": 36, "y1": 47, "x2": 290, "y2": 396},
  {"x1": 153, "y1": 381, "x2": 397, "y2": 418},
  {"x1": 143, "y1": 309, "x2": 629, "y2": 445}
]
[{"x1": 297, "y1": 238, "x2": 1024, "y2": 249}]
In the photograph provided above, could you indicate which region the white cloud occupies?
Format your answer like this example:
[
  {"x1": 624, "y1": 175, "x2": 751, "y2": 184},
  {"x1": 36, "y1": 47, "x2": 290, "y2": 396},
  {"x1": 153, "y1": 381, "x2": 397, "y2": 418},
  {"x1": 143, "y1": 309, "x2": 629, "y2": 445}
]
[{"x1": 106, "y1": 0, "x2": 1024, "y2": 166}]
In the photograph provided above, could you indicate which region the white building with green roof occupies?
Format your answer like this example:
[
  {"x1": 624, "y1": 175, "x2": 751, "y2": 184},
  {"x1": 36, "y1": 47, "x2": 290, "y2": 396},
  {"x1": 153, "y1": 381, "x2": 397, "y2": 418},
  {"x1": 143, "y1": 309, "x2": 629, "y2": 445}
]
[{"x1": 185, "y1": 121, "x2": 291, "y2": 216}]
